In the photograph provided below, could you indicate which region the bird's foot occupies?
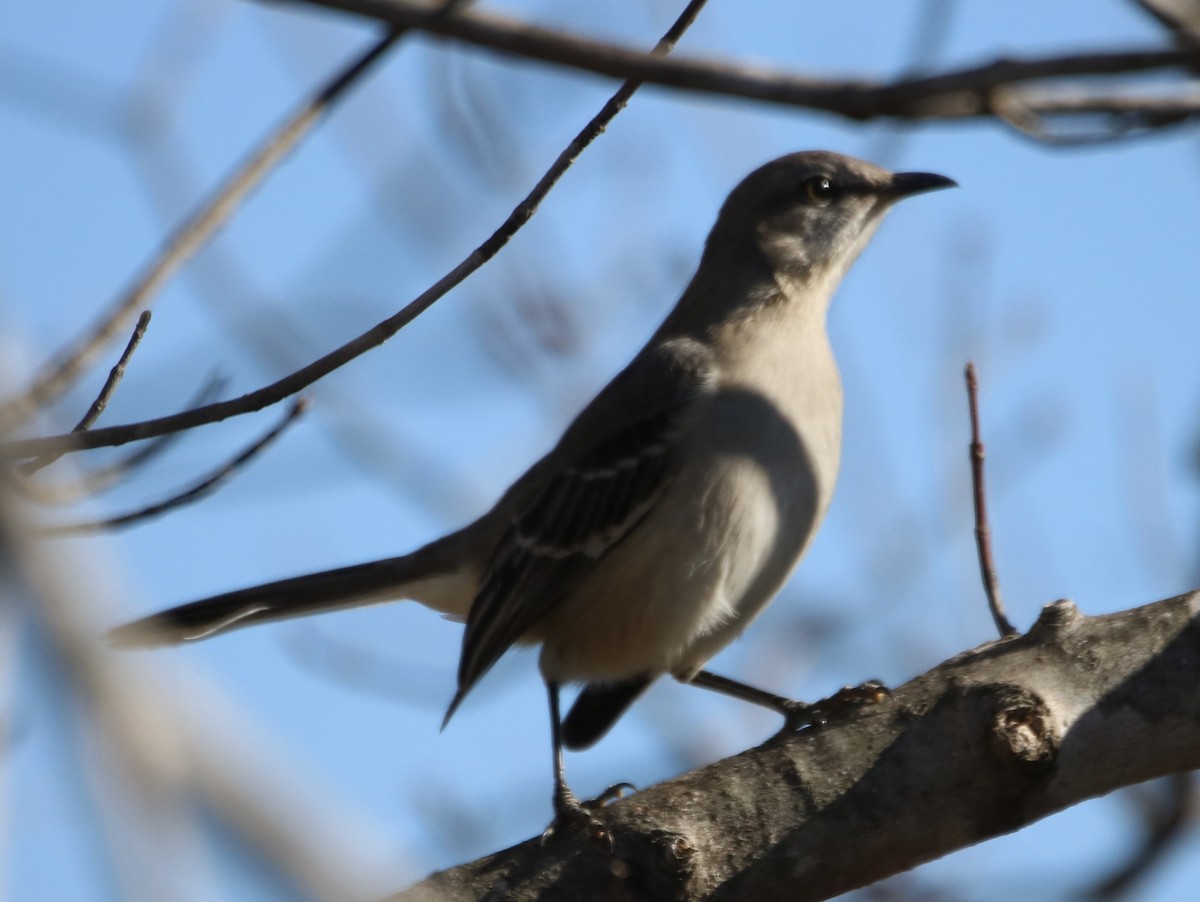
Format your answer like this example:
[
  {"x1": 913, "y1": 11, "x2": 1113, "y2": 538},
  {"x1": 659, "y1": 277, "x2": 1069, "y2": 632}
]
[
  {"x1": 541, "y1": 782, "x2": 634, "y2": 847},
  {"x1": 778, "y1": 680, "x2": 891, "y2": 734}
]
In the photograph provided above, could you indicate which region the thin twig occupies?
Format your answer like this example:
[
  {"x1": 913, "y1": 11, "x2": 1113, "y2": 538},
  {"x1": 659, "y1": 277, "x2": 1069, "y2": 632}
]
[
  {"x1": 12, "y1": 374, "x2": 227, "y2": 506},
  {"x1": 85, "y1": 373, "x2": 228, "y2": 487},
  {"x1": 965, "y1": 363, "x2": 1017, "y2": 638},
  {"x1": 0, "y1": 30, "x2": 400, "y2": 433},
  {"x1": 39, "y1": 398, "x2": 308, "y2": 535},
  {"x1": 20, "y1": 311, "x2": 153, "y2": 477},
  {"x1": 0, "y1": 0, "x2": 709, "y2": 462},
  {"x1": 281, "y1": 0, "x2": 1200, "y2": 121},
  {"x1": 120, "y1": 44, "x2": 487, "y2": 521}
]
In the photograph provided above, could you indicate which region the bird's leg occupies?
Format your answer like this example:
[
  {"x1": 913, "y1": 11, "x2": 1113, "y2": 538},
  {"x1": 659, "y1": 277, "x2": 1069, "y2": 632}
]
[
  {"x1": 548, "y1": 681, "x2": 587, "y2": 816},
  {"x1": 684, "y1": 670, "x2": 890, "y2": 733},
  {"x1": 684, "y1": 670, "x2": 816, "y2": 729},
  {"x1": 542, "y1": 682, "x2": 616, "y2": 845}
]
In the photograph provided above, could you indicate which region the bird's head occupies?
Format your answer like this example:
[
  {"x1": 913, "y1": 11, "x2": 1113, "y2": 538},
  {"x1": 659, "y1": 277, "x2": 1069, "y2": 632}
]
[{"x1": 710, "y1": 151, "x2": 957, "y2": 291}]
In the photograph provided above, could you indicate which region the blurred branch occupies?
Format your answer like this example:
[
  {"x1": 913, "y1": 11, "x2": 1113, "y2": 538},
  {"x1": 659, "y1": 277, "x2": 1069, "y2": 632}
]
[
  {"x1": 118, "y1": 85, "x2": 488, "y2": 520},
  {"x1": 0, "y1": 29, "x2": 400, "y2": 434},
  {"x1": 1084, "y1": 772, "x2": 1197, "y2": 900},
  {"x1": 1136, "y1": 0, "x2": 1200, "y2": 47},
  {"x1": 0, "y1": 482, "x2": 401, "y2": 900},
  {"x1": 279, "y1": 0, "x2": 1200, "y2": 126},
  {"x1": 0, "y1": 0, "x2": 710, "y2": 462},
  {"x1": 281, "y1": 624, "x2": 457, "y2": 710},
  {"x1": 993, "y1": 84, "x2": 1200, "y2": 145},
  {"x1": 39, "y1": 397, "x2": 308, "y2": 535},
  {"x1": 396, "y1": 594, "x2": 1200, "y2": 901}
]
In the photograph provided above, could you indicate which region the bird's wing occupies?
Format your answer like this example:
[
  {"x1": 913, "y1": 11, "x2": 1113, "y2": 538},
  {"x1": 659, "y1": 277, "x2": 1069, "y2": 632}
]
[{"x1": 444, "y1": 338, "x2": 716, "y2": 722}]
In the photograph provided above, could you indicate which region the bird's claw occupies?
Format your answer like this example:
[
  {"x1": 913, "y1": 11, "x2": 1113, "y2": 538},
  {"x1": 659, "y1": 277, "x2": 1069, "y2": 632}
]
[
  {"x1": 542, "y1": 785, "x2": 628, "y2": 848},
  {"x1": 587, "y1": 781, "x2": 636, "y2": 808}
]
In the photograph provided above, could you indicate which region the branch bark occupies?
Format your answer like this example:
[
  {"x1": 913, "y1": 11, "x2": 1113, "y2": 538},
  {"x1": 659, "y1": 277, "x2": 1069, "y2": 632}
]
[{"x1": 394, "y1": 592, "x2": 1200, "y2": 901}]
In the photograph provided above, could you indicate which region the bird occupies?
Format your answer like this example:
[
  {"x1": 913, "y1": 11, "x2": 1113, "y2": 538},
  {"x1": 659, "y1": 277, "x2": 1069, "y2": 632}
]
[{"x1": 110, "y1": 150, "x2": 956, "y2": 832}]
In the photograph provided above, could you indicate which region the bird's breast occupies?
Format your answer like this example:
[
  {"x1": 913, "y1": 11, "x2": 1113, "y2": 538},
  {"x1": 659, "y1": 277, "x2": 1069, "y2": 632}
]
[{"x1": 536, "y1": 320, "x2": 843, "y2": 683}]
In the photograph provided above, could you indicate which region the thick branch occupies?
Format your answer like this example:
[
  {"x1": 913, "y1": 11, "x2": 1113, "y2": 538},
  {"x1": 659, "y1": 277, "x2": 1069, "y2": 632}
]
[
  {"x1": 395, "y1": 592, "x2": 1200, "y2": 901},
  {"x1": 278, "y1": 0, "x2": 1200, "y2": 123}
]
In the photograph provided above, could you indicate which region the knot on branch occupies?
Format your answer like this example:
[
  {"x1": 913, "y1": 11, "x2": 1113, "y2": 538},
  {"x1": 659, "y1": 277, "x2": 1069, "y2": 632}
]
[
  {"x1": 985, "y1": 684, "x2": 1058, "y2": 771},
  {"x1": 1029, "y1": 598, "x2": 1081, "y2": 636},
  {"x1": 609, "y1": 828, "x2": 697, "y2": 900}
]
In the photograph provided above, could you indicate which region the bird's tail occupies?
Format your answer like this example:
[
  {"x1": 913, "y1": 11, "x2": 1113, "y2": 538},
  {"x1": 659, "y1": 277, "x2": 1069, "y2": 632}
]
[
  {"x1": 108, "y1": 528, "x2": 477, "y2": 648},
  {"x1": 561, "y1": 676, "x2": 654, "y2": 750}
]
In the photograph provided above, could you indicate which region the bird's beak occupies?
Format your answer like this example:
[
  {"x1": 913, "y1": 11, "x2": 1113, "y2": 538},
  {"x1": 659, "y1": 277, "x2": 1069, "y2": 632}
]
[{"x1": 884, "y1": 171, "x2": 958, "y2": 200}]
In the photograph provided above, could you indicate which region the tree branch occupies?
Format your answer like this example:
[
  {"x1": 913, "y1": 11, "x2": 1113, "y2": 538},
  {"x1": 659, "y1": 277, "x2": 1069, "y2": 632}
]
[
  {"x1": 276, "y1": 0, "x2": 1200, "y2": 125},
  {"x1": 7, "y1": 373, "x2": 229, "y2": 507},
  {"x1": 19, "y1": 310, "x2": 153, "y2": 476},
  {"x1": 39, "y1": 397, "x2": 308, "y2": 535},
  {"x1": 394, "y1": 592, "x2": 1200, "y2": 901}
]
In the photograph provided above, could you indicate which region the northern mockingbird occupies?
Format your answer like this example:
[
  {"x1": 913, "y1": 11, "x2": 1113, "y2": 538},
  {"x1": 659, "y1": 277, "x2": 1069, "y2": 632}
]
[{"x1": 112, "y1": 151, "x2": 955, "y2": 831}]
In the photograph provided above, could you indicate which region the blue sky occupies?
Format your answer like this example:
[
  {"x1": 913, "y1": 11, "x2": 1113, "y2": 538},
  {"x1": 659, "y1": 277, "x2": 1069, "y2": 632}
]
[{"x1": 3, "y1": 1, "x2": 1200, "y2": 899}]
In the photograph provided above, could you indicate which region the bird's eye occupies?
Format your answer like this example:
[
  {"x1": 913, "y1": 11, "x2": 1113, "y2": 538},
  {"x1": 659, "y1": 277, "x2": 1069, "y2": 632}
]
[{"x1": 803, "y1": 176, "x2": 836, "y2": 205}]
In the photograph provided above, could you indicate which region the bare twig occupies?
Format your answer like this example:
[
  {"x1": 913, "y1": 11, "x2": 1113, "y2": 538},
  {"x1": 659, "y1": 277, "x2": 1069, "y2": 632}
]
[
  {"x1": 965, "y1": 363, "x2": 1017, "y2": 638},
  {"x1": 0, "y1": 30, "x2": 400, "y2": 434},
  {"x1": 0, "y1": 0, "x2": 710, "y2": 462},
  {"x1": 12, "y1": 374, "x2": 227, "y2": 507},
  {"x1": 278, "y1": 0, "x2": 1200, "y2": 124},
  {"x1": 39, "y1": 398, "x2": 308, "y2": 535},
  {"x1": 82, "y1": 373, "x2": 228, "y2": 488},
  {"x1": 20, "y1": 311, "x2": 153, "y2": 477}
]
